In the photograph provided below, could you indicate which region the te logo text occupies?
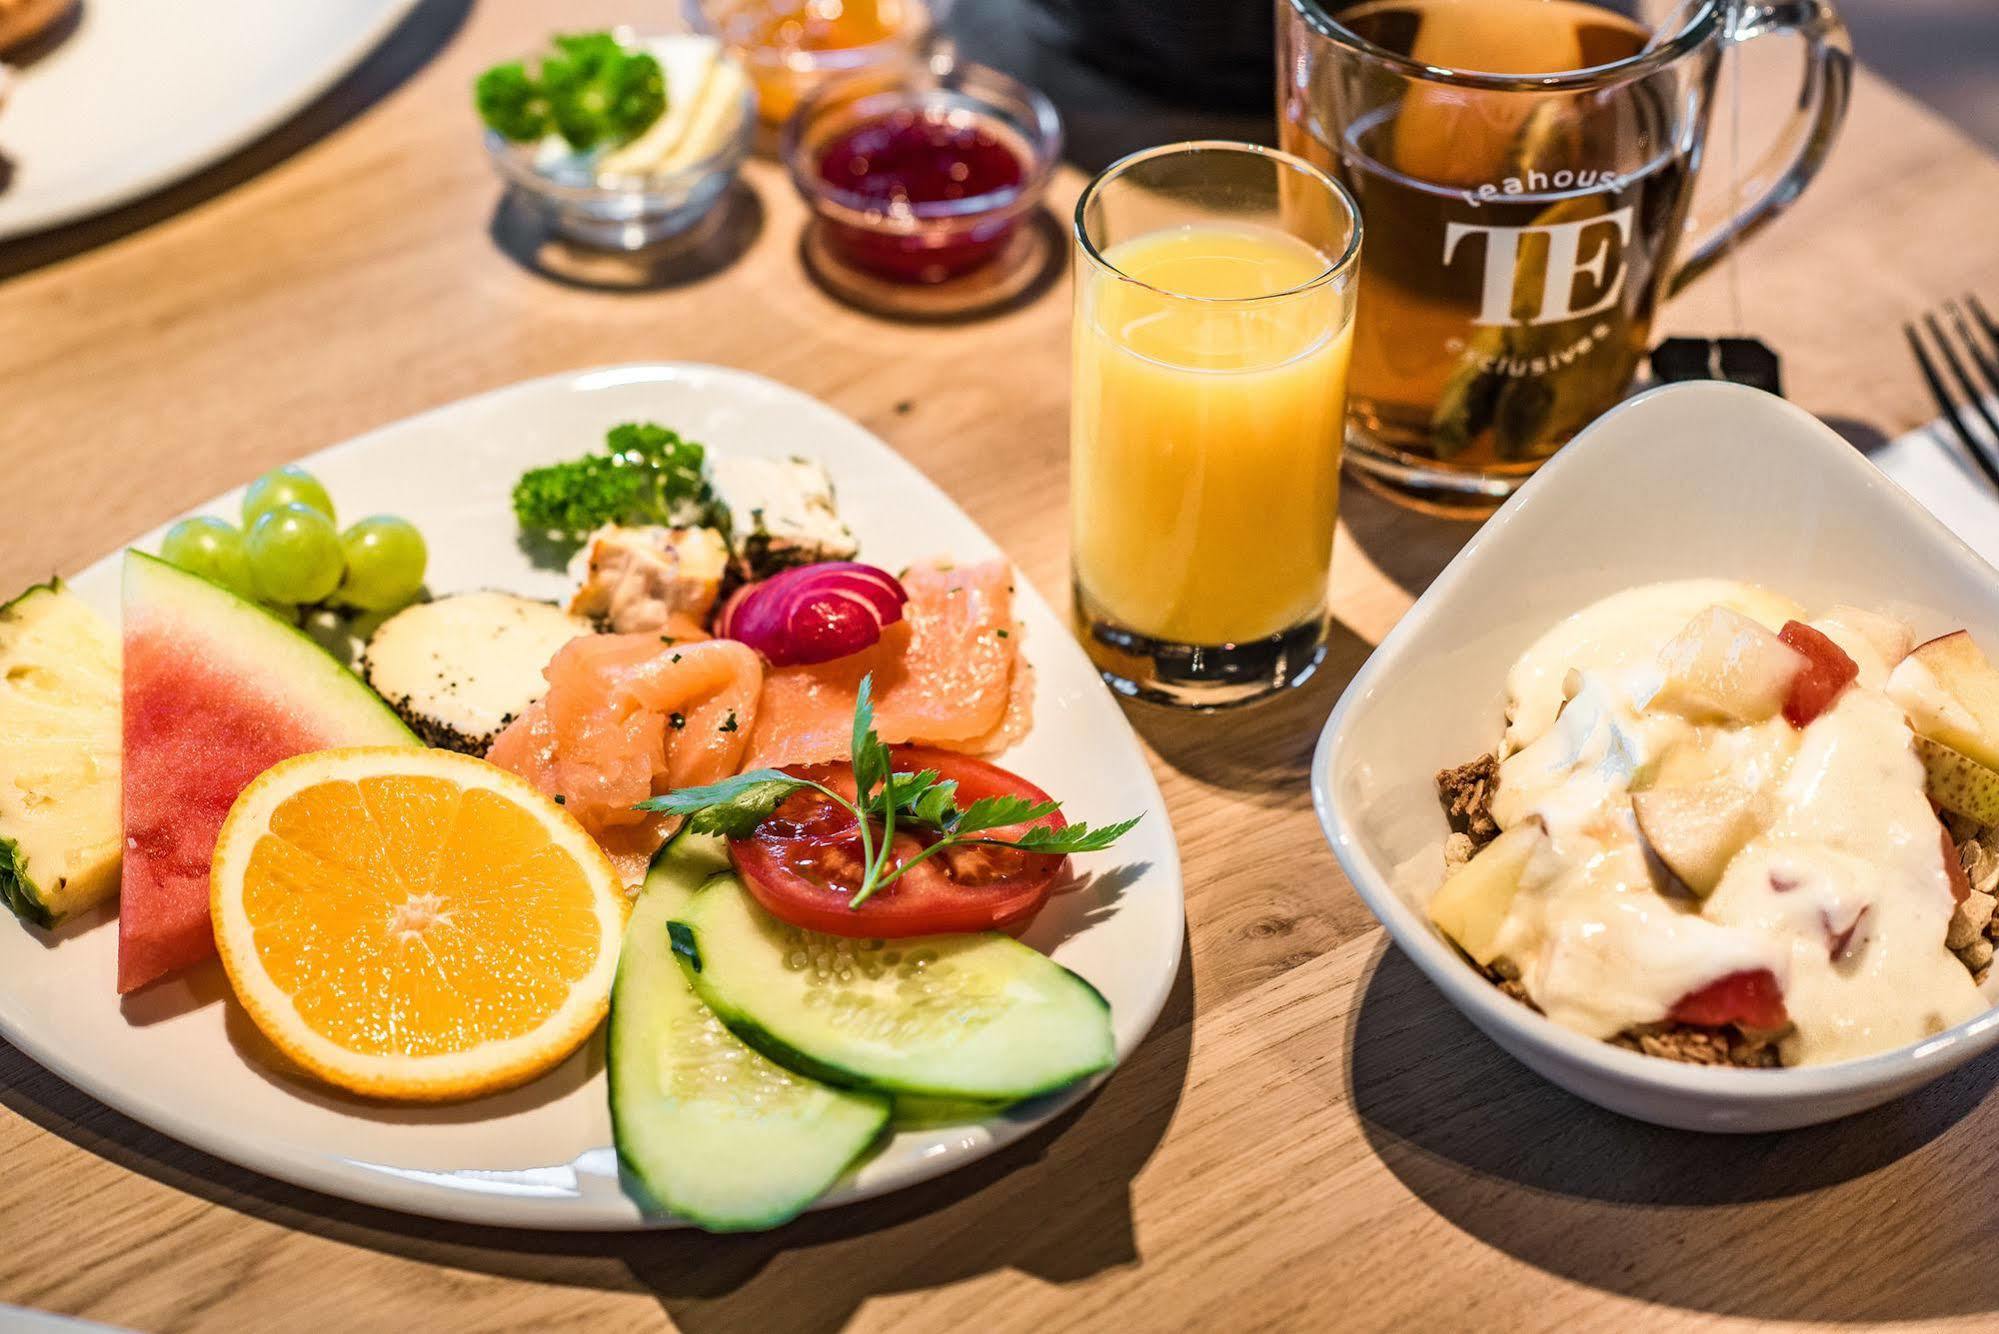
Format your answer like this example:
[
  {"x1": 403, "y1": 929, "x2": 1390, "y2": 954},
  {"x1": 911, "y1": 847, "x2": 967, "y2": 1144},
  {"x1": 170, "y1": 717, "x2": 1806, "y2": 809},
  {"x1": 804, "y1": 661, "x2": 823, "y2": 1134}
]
[{"x1": 1442, "y1": 207, "x2": 1634, "y2": 328}]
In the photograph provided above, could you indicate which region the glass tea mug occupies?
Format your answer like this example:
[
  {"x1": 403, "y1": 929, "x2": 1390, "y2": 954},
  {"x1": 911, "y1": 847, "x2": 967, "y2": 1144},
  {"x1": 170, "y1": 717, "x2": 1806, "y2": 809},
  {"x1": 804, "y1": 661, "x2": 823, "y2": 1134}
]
[{"x1": 1278, "y1": 0, "x2": 1852, "y2": 516}]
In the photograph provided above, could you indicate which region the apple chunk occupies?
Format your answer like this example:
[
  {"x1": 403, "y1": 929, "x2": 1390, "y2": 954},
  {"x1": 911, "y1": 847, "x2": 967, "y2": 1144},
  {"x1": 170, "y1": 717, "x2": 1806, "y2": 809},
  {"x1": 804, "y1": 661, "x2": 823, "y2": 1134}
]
[
  {"x1": 1887, "y1": 630, "x2": 1999, "y2": 772},
  {"x1": 1651, "y1": 606, "x2": 1808, "y2": 724},
  {"x1": 1913, "y1": 733, "x2": 1999, "y2": 827},
  {"x1": 1669, "y1": 969, "x2": 1789, "y2": 1031},
  {"x1": 1632, "y1": 780, "x2": 1764, "y2": 896},
  {"x1": 1778, "y1": 620, "x2": 1858, "y2": 727},
  {"x1": 1429, "y1": 818, "x2": 1548, "y2": 967}
]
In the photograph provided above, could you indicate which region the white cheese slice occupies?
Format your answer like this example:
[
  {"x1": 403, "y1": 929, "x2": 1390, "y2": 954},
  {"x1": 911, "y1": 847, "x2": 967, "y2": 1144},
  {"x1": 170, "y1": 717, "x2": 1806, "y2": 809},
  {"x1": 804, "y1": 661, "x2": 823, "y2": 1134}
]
[{"x1": 362, "y1": 592, "x2": 592, "y2": 754}]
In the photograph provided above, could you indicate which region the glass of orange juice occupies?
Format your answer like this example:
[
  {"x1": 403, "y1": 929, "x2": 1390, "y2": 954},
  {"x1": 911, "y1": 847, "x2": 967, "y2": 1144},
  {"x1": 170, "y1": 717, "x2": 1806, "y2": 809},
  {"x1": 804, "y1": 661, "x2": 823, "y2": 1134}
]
[{"x1": 1072, "y1": 141, "x2": 1362, "y2": 708}]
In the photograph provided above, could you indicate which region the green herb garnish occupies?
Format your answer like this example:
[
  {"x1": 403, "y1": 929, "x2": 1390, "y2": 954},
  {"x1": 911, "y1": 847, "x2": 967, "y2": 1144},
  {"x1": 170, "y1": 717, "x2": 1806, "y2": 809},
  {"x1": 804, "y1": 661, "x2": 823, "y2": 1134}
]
[
  {"x1": 640, "y1": 675, "x2": 1140, "y2": 911},
  {"x1": 475, "y1": 32, "x2": 666, "y2": 152},
  {"x1": 512, "y1": 421, "x2": 724, "y2": 540}
]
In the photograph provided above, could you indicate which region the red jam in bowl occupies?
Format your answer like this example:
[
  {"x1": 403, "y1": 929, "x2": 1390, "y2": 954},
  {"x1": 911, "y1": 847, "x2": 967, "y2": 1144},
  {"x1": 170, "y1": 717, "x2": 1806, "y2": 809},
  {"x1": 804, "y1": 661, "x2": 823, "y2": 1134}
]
[{"x1": 811, "y1": 106, "x2": 1028, "y2": 283}]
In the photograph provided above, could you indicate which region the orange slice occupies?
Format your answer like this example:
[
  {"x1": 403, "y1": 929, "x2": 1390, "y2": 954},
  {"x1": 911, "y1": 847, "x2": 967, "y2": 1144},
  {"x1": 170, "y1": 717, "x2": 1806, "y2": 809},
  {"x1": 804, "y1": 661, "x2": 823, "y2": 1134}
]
[{"x1": 211, "y1": 747, "x2": 627, "y2": 1102}]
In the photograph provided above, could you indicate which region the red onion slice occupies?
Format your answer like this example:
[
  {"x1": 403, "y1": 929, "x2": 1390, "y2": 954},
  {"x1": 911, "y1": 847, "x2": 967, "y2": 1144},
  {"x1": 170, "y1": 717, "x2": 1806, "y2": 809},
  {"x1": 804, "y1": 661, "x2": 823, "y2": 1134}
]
[{"x1": 717, "y1": 561, "x2": 910, "y2": 665}]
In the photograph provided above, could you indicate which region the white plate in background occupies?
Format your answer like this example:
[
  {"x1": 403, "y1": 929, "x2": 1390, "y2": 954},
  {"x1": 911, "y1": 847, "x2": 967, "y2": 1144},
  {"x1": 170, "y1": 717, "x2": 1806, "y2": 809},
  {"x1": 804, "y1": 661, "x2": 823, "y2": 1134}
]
[
  {"x1": 0, "y1": 0, "x2": 420, "y2": 241},
  {"x1": 3, "y1": 363, "x2": 1185, "y2": 1228}
]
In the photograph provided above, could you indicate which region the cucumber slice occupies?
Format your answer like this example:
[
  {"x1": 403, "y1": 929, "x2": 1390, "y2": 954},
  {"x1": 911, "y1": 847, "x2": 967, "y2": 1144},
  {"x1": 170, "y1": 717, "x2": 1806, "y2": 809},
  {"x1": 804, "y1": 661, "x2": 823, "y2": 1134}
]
[
  {"x1": 890, "y1": 1095, "x2": 1012, "y2": 1130},
  {"x1": 671, "y1": 878, "x2": 1115, "y2": 1100},
  {"x1": 608, "y1": 832, "x2": 889, "y2": 1232},
  {"x1": 650, "y1": 824, "x2": 733, "y2": 887}
]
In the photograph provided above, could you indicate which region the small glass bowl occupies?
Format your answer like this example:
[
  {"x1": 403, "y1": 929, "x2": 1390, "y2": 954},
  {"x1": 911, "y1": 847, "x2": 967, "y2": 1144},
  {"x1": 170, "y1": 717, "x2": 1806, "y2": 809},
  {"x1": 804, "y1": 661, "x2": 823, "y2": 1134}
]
[
  {"x1": 782, "y1": 55, "x2": 1062, "y2": 309},
  {"x1": 482, "y1": 32, "x2": 756, "y2": 252},
  {"x1": 684, "y1": 0, "x2": 956, "y2": 125}
]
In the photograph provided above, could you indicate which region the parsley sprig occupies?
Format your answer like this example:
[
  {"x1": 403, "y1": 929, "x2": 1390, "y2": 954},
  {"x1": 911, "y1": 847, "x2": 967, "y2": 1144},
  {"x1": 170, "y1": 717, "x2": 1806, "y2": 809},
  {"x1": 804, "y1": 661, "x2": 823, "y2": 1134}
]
[
  {"x1": 638, "y1": 675, "x2": 1140, "y2": 910},
  {"x1": 511, "y1": 421, "x2": 726, "y2": 541}
]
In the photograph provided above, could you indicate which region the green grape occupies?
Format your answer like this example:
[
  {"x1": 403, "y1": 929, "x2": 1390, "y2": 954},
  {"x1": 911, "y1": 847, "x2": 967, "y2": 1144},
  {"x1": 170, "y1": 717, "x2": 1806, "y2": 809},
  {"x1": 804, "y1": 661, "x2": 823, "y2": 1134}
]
[
  {"x1": 242, "y1": 465, "x2": 335, "y2": 528},
  {"x1": 245, "y1": 503, "x2": 345, "y2": 605},
  {"x1": 336, "y1": 515, "x2": 428, "y2": 612},
  {"x1": 159, "y1": 516, "x2": 257, "y2": 600}
]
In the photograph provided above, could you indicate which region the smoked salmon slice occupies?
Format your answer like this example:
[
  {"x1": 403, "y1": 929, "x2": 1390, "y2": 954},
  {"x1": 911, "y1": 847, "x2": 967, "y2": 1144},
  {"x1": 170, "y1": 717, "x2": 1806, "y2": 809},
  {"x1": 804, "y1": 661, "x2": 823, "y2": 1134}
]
[
  {"x1": 488, "y1": 635, "x2": 761, "y2": 882},
  {"x1": 745, "y1": 560, "x2": 1025, "y2": 769}
]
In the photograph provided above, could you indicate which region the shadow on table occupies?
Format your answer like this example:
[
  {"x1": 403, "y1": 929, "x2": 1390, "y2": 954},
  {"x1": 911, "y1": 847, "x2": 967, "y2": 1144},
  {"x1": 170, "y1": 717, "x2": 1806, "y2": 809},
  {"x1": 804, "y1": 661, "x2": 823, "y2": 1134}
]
[
  {"x1": 1338, "y1": 477, "x2": 1482, "y2": 601},
  {"x1": 1118, "y1": 618, "x2": 1371, "y2": 807},
  {"x1": 486, "y1": 180, "x2": 765, "y2": 293},
  {"x1": 1115, "y1": 475, "x2": 1484, "y2": 802},
  {"x1": 0, "y1": 0, "x2": 471, "y2": 284},
  {"x1": 0, "y1": 927, "x2": 1194, "y2": 1334},
  {"x1": 1822, "y1": 414, "x2": 1895, "y2": 456},
  {"x1": 1346, "y1": 940, "x2": 1999, "y2": 1322}
]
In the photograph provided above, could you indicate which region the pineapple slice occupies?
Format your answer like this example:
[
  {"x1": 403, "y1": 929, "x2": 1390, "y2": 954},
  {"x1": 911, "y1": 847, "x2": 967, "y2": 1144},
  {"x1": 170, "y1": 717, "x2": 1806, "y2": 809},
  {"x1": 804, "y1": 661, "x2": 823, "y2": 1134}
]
[{"x1": 0, "y1": 580, "x2": 121, "y2": 928}]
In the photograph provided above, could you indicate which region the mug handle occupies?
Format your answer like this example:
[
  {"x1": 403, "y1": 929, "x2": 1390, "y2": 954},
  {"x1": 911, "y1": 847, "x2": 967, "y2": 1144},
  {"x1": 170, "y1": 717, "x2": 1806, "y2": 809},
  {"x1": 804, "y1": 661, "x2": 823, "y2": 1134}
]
[{"x1": 1667, "y1": 0, "x2": 1854, "y2": 296}]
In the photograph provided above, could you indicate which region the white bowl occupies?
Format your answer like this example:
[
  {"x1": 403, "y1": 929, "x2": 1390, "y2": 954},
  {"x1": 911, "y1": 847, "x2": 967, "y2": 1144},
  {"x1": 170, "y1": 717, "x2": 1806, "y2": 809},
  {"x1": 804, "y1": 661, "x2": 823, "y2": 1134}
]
[{"x1": 1313, "y1": 381, "x2": 1999, "y2": 1132}]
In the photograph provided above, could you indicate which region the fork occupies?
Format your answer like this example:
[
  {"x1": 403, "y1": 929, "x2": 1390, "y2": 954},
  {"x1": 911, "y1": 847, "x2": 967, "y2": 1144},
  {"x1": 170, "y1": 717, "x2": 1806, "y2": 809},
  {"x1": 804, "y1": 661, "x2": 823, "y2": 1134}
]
[{"x1": 1905, "y1": 295, "x2": 1999, "y2": 491}]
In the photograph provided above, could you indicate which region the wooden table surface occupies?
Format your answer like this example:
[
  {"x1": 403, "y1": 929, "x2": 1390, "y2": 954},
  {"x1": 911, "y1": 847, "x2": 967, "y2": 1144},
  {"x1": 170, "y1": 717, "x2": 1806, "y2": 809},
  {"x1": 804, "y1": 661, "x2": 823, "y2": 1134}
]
[{"x1": 4, "y1": 3, "x2": 1999, "y2": 1331}]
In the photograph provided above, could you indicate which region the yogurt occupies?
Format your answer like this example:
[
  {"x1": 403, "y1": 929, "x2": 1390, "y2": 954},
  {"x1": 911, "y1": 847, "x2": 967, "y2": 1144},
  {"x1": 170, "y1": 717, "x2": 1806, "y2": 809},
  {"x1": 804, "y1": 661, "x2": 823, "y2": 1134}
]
[{"x1": 1479, "y1": 579, "x2": 1983, "y2": 1066}]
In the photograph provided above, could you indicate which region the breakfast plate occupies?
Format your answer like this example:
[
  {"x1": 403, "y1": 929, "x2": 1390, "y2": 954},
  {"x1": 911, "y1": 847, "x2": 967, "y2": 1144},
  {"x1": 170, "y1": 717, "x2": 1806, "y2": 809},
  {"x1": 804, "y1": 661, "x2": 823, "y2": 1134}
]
[
  {"x1": 0, "y1": 363, "x2": 1183, "y2": 1228},
  {"x1": 0, "y1": 0, "x2": 420, "y2": 241},
  {"x1": 1314, "y1": 380, "x2": 1999, "y2": 1133}
]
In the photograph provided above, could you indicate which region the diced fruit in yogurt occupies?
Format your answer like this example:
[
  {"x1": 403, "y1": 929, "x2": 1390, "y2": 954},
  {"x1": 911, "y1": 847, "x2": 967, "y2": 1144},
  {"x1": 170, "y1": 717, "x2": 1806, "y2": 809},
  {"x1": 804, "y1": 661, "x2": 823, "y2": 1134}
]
[
  {"x1": 1887, "y1": 631, "x2": 1999, "y2": 772},
  {"x1": 1631, "y1": 780, "x2": 1763, "y2": 897},
  {"x1": 1667, "y1": 968, "x2": 1788, "y2": 1032},
  {"x1": 1427, "y1": 817, "x2": 1548, "y2": 967},
  {"x1": 1815, "y1": 605, "x2": 1914, "y2": 674},
  {"x1": 1912, "y1": 734, "x2": 1999, "y2": 827},
  {"x1": 1943, "y1": 827, "x2": 1973, "y2": 905},
  {"x1": 1778, "y1": 621, "x2": 1859, "y2": 727},
  {"x1": 1822, "y1": 904, "x2": 1871, "y2": 963},
  {"x1": 1651, "y1": 607, "x2": 1808, "y2": 725}
]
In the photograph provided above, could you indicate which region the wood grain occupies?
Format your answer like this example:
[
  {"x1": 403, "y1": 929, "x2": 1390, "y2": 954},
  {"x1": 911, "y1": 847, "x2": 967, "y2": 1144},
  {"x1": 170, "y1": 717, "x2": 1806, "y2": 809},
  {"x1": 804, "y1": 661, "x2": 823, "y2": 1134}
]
[{"x1": 3, "y1": 1, "x2": 1999, "y2": 1330}]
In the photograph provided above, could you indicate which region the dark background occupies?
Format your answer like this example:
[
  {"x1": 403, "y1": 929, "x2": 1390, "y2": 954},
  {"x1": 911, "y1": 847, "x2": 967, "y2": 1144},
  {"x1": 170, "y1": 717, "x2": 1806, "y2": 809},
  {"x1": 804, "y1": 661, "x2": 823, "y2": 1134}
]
[{"x1": 954, "y1": 0, "x2": 1999, "y2": 165}]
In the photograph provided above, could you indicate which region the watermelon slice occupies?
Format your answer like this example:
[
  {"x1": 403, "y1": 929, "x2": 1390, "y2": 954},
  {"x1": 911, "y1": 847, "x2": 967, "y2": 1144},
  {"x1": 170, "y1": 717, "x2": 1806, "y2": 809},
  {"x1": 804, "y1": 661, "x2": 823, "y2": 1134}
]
[{"x1": 119, "y1": 551, "x2": 417, "y2": 993}]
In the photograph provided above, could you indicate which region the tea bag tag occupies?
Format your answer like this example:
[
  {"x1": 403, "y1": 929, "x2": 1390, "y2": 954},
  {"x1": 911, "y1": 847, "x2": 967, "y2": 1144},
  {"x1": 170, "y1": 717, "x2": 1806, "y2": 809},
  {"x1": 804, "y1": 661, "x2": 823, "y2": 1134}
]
[
  {"x1": 1648, "y1": 336, "x2": 1783, "y2": 396},
  {"x1": 1644, "y1": 30, "x2": 1784, "y2": 401}
]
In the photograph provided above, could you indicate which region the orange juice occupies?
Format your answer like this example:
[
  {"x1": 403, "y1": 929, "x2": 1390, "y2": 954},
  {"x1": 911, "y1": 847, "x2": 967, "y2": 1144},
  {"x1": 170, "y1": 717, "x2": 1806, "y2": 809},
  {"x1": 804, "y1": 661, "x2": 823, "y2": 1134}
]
[{"x1": 1071, "y1": 223, "x2": 1354, "y2": 646}]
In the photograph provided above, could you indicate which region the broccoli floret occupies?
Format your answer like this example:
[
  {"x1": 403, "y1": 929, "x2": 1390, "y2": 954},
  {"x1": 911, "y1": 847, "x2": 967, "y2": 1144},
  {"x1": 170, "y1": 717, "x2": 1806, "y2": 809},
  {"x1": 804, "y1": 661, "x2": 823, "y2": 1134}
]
[
  {"x1": 473, "y1": 61, "x2": 550, "y2": 142},
  {"x1": 475, "y1": 32, "x2": 665, "y2": 151},
  {"x1": 543, "y1": 33, "x2": 666, "y2": 151}
]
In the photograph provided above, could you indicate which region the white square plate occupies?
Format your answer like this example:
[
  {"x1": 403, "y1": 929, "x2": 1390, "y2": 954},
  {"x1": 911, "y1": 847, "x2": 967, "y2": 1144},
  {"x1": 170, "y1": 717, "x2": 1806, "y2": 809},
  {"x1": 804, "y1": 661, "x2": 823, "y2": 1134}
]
[
  {"x1": 1314, "y1": 380, "x2": 1999, "y2": 1132},
  {"x1": 2, "y1": 364, "x2": 1184, "y2": 1227}
]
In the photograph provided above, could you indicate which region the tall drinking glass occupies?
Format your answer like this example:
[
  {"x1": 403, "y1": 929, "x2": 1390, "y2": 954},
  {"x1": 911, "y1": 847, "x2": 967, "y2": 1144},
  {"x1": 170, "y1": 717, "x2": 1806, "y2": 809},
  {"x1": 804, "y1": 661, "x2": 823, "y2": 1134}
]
[{"x1": 1071, "y1": 142, "x2": 1363, "y2": 708}]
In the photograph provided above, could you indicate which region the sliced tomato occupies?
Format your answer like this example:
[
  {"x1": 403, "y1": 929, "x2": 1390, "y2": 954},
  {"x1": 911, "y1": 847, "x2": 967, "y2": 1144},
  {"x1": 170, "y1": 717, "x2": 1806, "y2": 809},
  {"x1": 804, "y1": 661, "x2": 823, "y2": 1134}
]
[
  {"x1": 1667, "y1": 968, "x2": 1789, "y2": 1032},
  {"x1": 730, "y1": 746, "x2": 1070, "y2": 938},
  {"x1": 1778, "y1": 621, "x2": 1858, "y2": 727}
]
